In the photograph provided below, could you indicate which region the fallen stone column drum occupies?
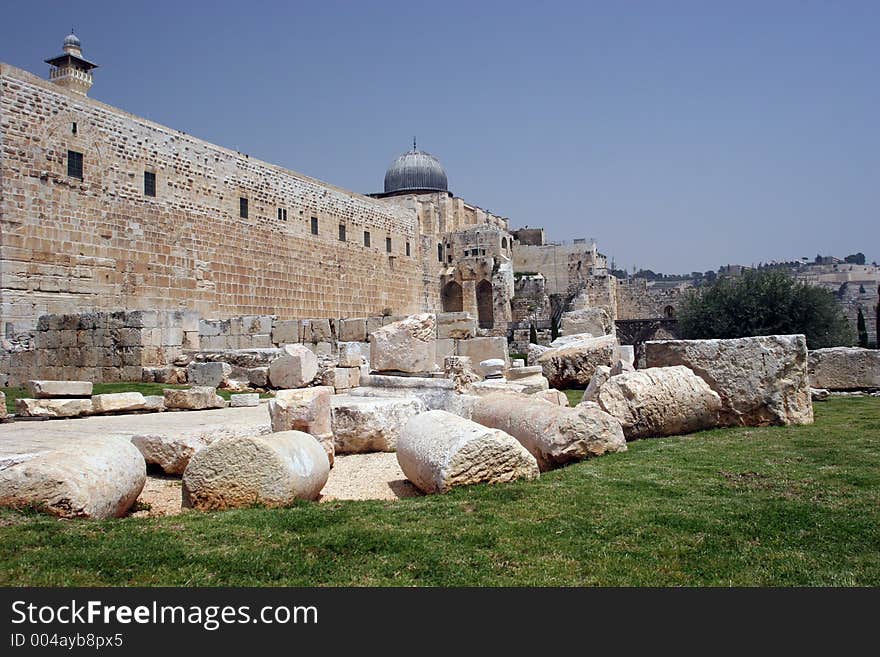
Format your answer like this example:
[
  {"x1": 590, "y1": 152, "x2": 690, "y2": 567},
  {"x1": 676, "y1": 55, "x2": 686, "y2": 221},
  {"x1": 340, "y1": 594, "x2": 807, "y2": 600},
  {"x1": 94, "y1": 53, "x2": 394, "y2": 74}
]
[
  {"x1": 471, "y1": 393, "x2": 627, "y2": 471},
  {"x1": 182, "y1": 431, "x2": 330, "y2": 510},
  {"x1": 396, "y1": 410, "x2": 539, "y2": 494}
]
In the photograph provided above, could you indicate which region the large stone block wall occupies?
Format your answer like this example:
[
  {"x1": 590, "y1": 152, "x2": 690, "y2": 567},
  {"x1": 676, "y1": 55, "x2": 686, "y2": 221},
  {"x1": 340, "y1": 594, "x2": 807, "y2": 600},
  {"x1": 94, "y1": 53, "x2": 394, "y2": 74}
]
[
  {"x1": 0, "y1": 64, "x2": 423, "y2": 335},
  {"x1": 614, "y1": 278, "x2": 689, "y2": 320},
  {"x1": 512, "y1": 241, "x2": 604, "y2": 296}
]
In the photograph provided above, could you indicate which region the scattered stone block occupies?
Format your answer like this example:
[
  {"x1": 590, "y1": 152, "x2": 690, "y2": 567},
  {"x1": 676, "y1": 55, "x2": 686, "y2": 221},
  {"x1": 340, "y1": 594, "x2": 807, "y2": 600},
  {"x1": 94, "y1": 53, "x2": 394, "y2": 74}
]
[
  {"x1": 26, "y1": 380, "x2": 92, "y2": 398},
  {"x1": 163, "y1": 386, "x2": 226, "y2": 411},
  {"x1": 186, "y1": 361, "x2": 232, "y2": 388},
  {"x1": 645, "y1": 335, "x2": 813, "y2": 426},
  {"x1": 268, "y1": 344, "x2": 319, "y2": 389},
  {"x1": 331, "y1": 396, "x2": 425, "y2": 453},
  {"x1": 143, "y1": 395, "x2": 165, "y2": 412},
  {"x1": 337, "y1": 342, "x2": 366, "y2": 367},
  {"x1": 332, "y1": 367, "x2": 360, "y2": 391},
  {"x1": 397, "y1": 410, "x2": 539, "y2": 494},
  {"x1": 533, "y1": 389, "x2": 569, "y2": 406},
  {"x1": 91, "y1": 392, "x2": 147, "y2": 414},
  {"x1": 512, "y1": 359, "x2": 525, "y2": 368},
  {"x1": 596, "y1": 366, "x2": 722, "y2": 440},
  {"x1": 0, "y1": 437, "x2": 146, "y2": 519},
  {"x1": 808, "y1": 347, "x2": 880, "y2": 390},
  {"x1": 230, "y1": 393, "x2": 260, "y2": 407},
  {"x1": 0, "y1": 392, "x2": 6, "y2": 420},
  {"x1": 182, "y1": 431, "x2": 330, "y2": 509},
  {"x1": 15, "y1": 398, "x2": 93, "y2": 418},
  {"x1": 436, "y1": 312, "x2": 476, "y2": 340},
  {"x1": 268, "y1": 386, "x2": 334, "y2": 465},
  {"x1": 811, "y1": 388, "x2": 830, "y2": 402},
  {"x1": 537, "y1": 334, "x2": 618, "y2": 389},
  {"x1": 581, "y1": 365, "x2": 612, "y2": 403},
  {"x1": 472, "y1": 392, "x2": 627, "y2": 471},
  {"x1": 560, "y1": 307, "x2": 614, "y2": 337},
  {"x1": 456, "y1": 336, "x2": 509, "y2": 376},
  {"x1": 370, "y1": 313, "x2": 436, "y2": 373}
]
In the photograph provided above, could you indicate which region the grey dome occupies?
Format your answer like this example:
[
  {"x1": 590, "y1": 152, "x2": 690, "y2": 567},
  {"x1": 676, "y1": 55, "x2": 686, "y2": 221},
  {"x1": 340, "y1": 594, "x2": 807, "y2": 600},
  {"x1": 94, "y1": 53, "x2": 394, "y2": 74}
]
[
  {"x1": 64, "y1": 32, "x2": 81, "y2": 48},
  {"x1": 384, "y1": 149, "x2": 448, "y2": 194}
]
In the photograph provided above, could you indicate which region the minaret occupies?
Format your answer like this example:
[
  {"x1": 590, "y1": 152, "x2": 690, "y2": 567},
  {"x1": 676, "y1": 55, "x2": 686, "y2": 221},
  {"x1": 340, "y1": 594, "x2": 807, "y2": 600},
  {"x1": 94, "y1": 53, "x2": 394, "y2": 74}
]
[{"x1": 45, "y1": 31, "x2": 98, "y2": 96}]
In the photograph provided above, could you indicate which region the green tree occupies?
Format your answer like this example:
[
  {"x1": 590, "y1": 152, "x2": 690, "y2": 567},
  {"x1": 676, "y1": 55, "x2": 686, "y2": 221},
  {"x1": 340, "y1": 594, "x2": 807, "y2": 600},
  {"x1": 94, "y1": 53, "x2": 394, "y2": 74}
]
[
  {"x1": 529, "y1": 322, "x2": 538, "y2": 345},
  {"x1": 677, "y1": 269, "x2": 853, "y2": 348},
  {"x1": 857, "y1": 308, "x2": 868, "y2": 347},
  {"x1": 845, "y1": 253, "x2": 866, "y2": 265}
]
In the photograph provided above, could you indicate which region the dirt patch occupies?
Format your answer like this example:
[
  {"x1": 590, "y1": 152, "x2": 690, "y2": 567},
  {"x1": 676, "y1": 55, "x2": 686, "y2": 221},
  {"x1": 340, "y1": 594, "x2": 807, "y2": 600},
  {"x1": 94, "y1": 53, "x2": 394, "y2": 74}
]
[
  {"x1": 131, "y1": 474, "x2": 184, "y2": 518},
  {"x1": 321, "y1": 452, "x2": 420, "y2": 501},
  {"x1": 132, "y1": 452, "x2": 419, "y2": 515}
]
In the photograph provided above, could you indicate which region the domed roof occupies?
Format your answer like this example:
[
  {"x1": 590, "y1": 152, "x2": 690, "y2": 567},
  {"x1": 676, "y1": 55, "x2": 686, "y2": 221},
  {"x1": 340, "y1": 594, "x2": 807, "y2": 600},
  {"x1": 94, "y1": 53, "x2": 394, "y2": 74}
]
[
  {"x1": 63, "y1": 32, "x2": 81, "y2": 48},
  {"x1": 384, "y1": 146, "x2": 448, "y2": 194}
]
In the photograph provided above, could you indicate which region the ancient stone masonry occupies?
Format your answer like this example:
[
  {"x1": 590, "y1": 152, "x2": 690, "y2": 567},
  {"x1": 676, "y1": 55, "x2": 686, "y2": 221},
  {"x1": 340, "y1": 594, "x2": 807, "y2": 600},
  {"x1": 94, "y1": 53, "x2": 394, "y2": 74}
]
[{"x1": 0, "y1": 64, "x2": 422, "y2": 334}]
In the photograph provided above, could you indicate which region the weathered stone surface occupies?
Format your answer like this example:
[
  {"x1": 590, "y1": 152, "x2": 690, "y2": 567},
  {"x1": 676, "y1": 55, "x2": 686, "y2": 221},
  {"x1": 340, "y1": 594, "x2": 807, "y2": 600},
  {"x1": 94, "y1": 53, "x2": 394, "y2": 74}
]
[
  {"x1": 471, "y1": 379, "x2": 528, "y2": 396},
  {"x1": 811, "y1": 388, "x2": 830, "y2": 402},
  {"x1": 457, "y1": 337, "x2": 509, "y2": 376},
  {"x1": 370, "y1": 313, "x2": 436, "y2": 373},
  {"x1": 15, "y1": 398, "x2": 93, "y2": 418},
  {"x1": 436, "y1": 312, "x2": 476, "y2": 340},
  {"x1": 397, "y1": 410, "x2": 539, "y2": 494},
  {"x1": 443, "y1": 355, "x2": 481, "y2": 393},
  {"x1": 610, "y1": 359, "x2": 635, "y2": 376},
  {"x1": 230, "y1": 393, "x2": 260, "y2": 407},
  {"x1": 619, "y1": 345, "x2": 635, "y2": 367},
  {"x1": 537, "y1": 334, "x2": 619, "y2": 389},
  {"x1": 528, "y1": 343, "x2": 550, "y2": 366},
  {"x1": 268, "y1": 386, "x2": 334, "y2": 465},
  {"x1": 142, "y1": 366, "x2": 187, "y2": 384},
  {"x1": 511, "y1": 359, "x2": 525, "y2": 368},
  {"x1": 331, "y1": 396, "x2": 425, "y2": 453},
  {"x1": 581, "y1": 365, "x2": 612, "y2": 403},
  {"x1": 337, "y1": 342, "x2": 366, "y2": 367},
  {"x1": 0, "y1": 392, "x2": 6, "y2": 420},
  {"x1": 332, "y1": 367, "x2": 360, "y2": 391},
  {"x1": 506, "y1": 365, "x2": 543, "y2": 381},
  {"x1": 338, "y1": 318, "x2": 367, "y2": 342},
  {"x1": 271, "y1": 319, "x2": 300, "y2": 345},
  {"x1": 143, "y1": 395, "x2": 165, "y2": 412},
  {"x1": 91, "y1": 392, "x2": 147, "y2": 414},
  {"x1": 186, "y1": 361, "x2": 232, "y2": 388},
  {"x1": 26, "y1": 380, "x2": 92, "y2": 398},
  {"x1": 471, "y1": 392, "x2": 626, "y2": 471},
  {"x1": 0, "y1": 437, "x2": 145, "y2": 518},
  {"x1": 645, "y1": 335, "x2": 813, "y2": 427},
  {"x1": 808, "y1": 347, "x2": 880, "y2": 390},
  {"x1": 163, "y1": 386, "x2": 226, "y2": 410},
  {"x1": 182, "y1": 431, "x2": 329, "y2": 509},
  {"x1": 533, "y1": 389, "x2": 569, "y2": 406},
  {"x1": 596, "y1": 366, "x2": 722, "y2": 440},
  {"x1": 560, "y1": 307, "x2": 613, "y2": 337},
  {"x1": 267, "y1": 344, "x2": 319, "y2": 389},
  {"x1": 481, "y1": 358, "x2": 506, "y2": 378}
]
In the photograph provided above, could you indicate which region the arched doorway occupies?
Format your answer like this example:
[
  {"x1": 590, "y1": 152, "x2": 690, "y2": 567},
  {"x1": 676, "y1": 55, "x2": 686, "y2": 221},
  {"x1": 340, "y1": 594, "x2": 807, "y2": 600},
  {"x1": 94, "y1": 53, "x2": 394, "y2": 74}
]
[
  {"x1": 441, "y1": 281, "x2": 463, "y2": 312},
  {"x1": 476, "y1": 279, "x2": 494, "y2": 328}
]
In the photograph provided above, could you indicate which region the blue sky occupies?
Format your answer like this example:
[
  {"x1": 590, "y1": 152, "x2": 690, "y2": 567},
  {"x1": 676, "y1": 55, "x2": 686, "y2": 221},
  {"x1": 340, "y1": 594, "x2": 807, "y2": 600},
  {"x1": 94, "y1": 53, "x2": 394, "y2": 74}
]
[{"x1": 2, "y1": 0, "x2": 877, "y2": 272}]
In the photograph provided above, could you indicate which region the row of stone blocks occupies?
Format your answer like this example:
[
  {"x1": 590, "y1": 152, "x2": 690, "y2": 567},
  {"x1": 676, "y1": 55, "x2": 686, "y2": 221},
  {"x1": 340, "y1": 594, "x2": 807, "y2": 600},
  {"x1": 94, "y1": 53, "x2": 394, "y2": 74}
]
[{"x1": 197, "y1": 312, "x2": 484, "y2": 350}]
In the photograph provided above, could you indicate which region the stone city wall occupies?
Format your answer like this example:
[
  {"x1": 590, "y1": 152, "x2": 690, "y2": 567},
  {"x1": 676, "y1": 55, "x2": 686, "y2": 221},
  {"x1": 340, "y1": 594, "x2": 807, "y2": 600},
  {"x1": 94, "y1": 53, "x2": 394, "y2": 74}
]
[
  {"x1": 512, "y1": 241, "x2": 604, "y2": 296},
  {"x1": 0, "y1": 64, "x2": 424, "y2": 336}
]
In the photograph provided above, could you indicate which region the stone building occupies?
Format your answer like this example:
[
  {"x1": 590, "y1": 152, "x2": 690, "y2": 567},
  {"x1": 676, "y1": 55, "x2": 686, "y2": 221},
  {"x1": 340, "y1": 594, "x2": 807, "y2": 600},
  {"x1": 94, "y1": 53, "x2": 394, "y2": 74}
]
[{"x1": 0, "y1": 34, "x2": 516, "y2": 340}]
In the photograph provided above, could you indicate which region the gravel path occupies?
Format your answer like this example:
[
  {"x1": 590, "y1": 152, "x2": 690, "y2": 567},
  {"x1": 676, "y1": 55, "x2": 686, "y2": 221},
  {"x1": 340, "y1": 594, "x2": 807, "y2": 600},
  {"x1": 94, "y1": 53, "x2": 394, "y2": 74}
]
[
  {"x1": 321, "y1": 452, "x2": 420, "y2": 501},
  {"x1": 133, "y1": 452, "x2": 420, "y2": 516}
]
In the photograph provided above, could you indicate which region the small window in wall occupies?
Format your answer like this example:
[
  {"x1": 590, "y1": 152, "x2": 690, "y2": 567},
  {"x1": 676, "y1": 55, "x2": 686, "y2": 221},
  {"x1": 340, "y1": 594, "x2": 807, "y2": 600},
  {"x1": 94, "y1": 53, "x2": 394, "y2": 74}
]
[
  {"x1": 447, "y1": 255, "x2": 453, "y2": 264},
  {"x1": 386, "y1": 237, "x2": 392, "y2": 253},
  {"x1": 311, "y1": 217, "x2": 319, "y2": 235},
  {"x1": 67, "y1": 150, "x2": 83, "y2": 180},
  {"x1": 363, "y1": 231, "x2": 371, "y2": 247},
  {"x1": 405, "y1": 242, "x2": 411, "y2": 257},
  {"x1": 144, "y1": 171, "x2": 156, "y2": 197},
  {"x1": 339, "y1": 224, "x2": 346, "y2": 241},
  {"x1": 278, "y1": 208, "x2": 288, "y2": 221},
  {"x1": 437, "y1": 243, "x2": 443, "y2": 262},
  {"x1": 239, "y1": 197, "x2": 249, "y2": 219},
  {"x1": 71, "y1": 122, "x2": 77, "y2": 135},
  {"x1": 501, "y1": 237, "x2": 507, "y2": 249}
]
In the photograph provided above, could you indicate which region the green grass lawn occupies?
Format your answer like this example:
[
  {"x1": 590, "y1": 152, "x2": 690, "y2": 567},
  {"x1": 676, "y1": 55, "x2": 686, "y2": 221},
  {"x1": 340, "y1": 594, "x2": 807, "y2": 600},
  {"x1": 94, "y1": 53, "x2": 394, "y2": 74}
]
[
  {"x1": 0, "y1": 397, "x2": 877, "y2": 586},
  {"x1": 2, "y1": 383, "x2": 271, "y2": 414}
]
